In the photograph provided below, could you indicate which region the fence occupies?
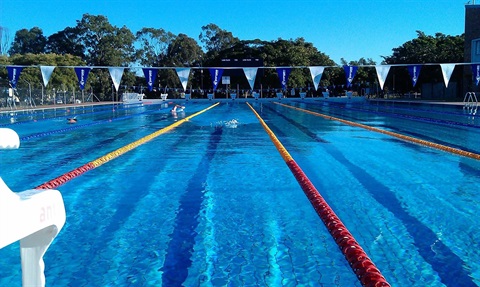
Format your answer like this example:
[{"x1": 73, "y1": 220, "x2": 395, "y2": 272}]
[{"x1": 1, "y1": 82, "x2": 96, "y2": 110}]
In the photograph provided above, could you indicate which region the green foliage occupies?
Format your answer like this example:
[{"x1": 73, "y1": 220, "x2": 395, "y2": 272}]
[
  {"x1": 199, "y1": 23, "x2": 240, "y2": 62},
  {"x1": 136, "y1": 28, "x2": 175, "y2": 66},
  {"x1": 383, "y1": 31, "x2": 464, "y2": 64},
  {"x1": 9, "y1": 27, "x2": 47, "y2": 55},
  {"x1": 46, "y1": 27, "x2": 84, "y2": 57},
  {"x1": 4, "y1": 53, "x2": 85, "y2": 88},
  {"x1": 3, "y1": 19, "x2": 466, "y2": 98}
]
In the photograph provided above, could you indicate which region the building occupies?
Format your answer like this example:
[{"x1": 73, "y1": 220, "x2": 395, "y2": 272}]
[{"x1": 464, "y1": 2, "x2": 480, "y2": 94}]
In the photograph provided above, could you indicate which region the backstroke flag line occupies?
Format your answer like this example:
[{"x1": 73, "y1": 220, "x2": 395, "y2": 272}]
[
  {"x1": 142, "y1": 68, "x2": 158, "y2": 91},
  {"x1": 375, "y1": 65, "x2": 391, "y2": 90},
  {"x1": 109, "y1": 67, "x2": 125, "y2": 92},
  {"x1": 276, "y1": 68, "x2": 291, "y2": 90},
  {"x1": 344, "y1": 65, "x2": 358, "y2": 88},
  {"x1": 472, "y1": 64, "x2": 480, "y2": 86},
  {"x1": 40, "y1": 66, "x2": 56, "y2": 87},
  {"x1": 175, "y1": 68, "x2": 191, "y2": 92},
  {"x1": 309, "y1": 66, "x2": 325, "y2": 91},
  {"x1": 74, "y1": 67, "x2": 92, "y2": 90},
  {"x1": 408, "y1": 65, "x2": 422, "y2": 87},
  {"x1": 6, "y1": 66, "x2": 24, "y2": 89},
  {"x1": 243, "y1": 68, "x2": 258, "y2": 90},
  {"x1": 209, "y1": 68, "x2": 224, "y2": 91},
  {"x1": 440, "y1": 64, "x2": 456, "y2": 88}
]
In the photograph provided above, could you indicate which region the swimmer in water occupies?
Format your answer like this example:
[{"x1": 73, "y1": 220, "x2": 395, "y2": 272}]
[
  {"x1": 67, "y1": 117, "x2": 77, "y2": 124},
  {"x1": 171, "y1": 104, "x2": 185, "y2": 113}
]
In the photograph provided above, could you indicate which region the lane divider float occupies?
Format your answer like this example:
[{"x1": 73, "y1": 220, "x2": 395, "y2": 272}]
[
  {"x1": 276, "y1": 102, "x2": 480, "y2": 161},
  {"x1": 246, "y1": 102, "x2": 390, "y2": 287},
  {"x1": 36, "y1": 103, "x2": 220, "y2": 190}
]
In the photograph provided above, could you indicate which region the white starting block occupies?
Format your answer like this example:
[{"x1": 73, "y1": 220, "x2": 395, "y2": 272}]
[
  {"x1": 0, "y1": 128, "x2": 66, "y2": 287},
  {"x1": 276, "y1": 92, "x2": 283, "y2": 100},
  {"x1": 230, "y1": 93, "x2": 236, "y2": 100},
  {"x1": 207, "y1": 93, "x2": 214, "y2": 100},
  {"x1": 322, "y1": 92, "x2": 330, "y2": 98},
  {"x1": 300, "y1": 92, "x2": 306, "y2": 99},
  {"x1": 161, "y1": 93, "x2": 168, "y2": 101},
  {"x1": 252, "y1": 92, "x2": 260, "y2": 100},
  {"x1": 184, "y1": 93, "x2": 191, "y2": 101}
]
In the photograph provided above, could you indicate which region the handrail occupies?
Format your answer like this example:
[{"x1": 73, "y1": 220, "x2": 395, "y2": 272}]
[{"x1": 463, "y1": 92, "x2": 478, "y2": 116}]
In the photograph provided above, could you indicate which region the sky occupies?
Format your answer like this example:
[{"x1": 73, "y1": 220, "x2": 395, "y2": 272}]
[{"x1": 0, "y1": 0, "x2": 469, "y2": 65}]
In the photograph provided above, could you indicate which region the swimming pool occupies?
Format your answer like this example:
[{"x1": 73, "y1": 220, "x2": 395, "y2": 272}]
[{"x1": 1, "y1": 99, "x2": 479, "y2": 286}]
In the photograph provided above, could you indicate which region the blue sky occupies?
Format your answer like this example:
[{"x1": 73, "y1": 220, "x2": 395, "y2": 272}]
[{"x1": 1, "y1": 0, "x2": 467, "y2": 64}]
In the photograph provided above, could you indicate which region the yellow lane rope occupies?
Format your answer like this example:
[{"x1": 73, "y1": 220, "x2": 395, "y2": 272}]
[
  {"x1": 275, "y1": 102, "x2": 480, "y2": 161},
  {"x1": 36, "y1": 102, "x2": 220, "y2": 189}
]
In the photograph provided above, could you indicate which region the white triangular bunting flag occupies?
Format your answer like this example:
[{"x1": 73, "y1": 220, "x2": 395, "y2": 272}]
[
  {"x1": 308, "y1": 66, "x2": 325, "y2": 91},
  {"x1": 440, "y1": 64, "x2": 456, "y2": 88},
  {"x1": 40, "y1": 66, "x2": 55, "y2": 87},
  {"x1": 108, "y1": 67, "x2": 125, "y2": 92},
  {"x1": 243, "y1": 68, "x2": 258, "y2": 90},
  {"x1": 175, "y1": 68, "x2": 191, "y2": 91},
  {"x1": 375, "y1": 65, "x2": 391, "y2": 90}
]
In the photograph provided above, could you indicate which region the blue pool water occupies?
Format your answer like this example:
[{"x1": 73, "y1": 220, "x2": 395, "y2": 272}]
[{"x1": 1, "y1": 99, "x2": 480, "y2": 286}]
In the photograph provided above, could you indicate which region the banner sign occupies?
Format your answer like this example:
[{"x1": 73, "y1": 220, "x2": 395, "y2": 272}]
[
  {"x1": 375, "y1": 65, "x2": 391, "y2": 90},
  {"x1": 209, "y1": 68, "x2": 224, "y2": 91},
  {"x1": 40, "y1": 66, "x2": 56, "y2": 87},
  {"x1": 6, "y1": 66, "x2": 24, "y2": 88},
  {"x1": 276, "y1": 68, "x2": 291, "y2": 89},
  {"x1": 308, "y1": 66, "x2": 325, "y2": 91},
  {"x1": 440, "y1": 64, "x2": 456, "y2": 88},
  {"x1": 142, "y1": 68, "x2": 158, "y2": 91},
  {"x1": 243, "y1": 68, "x2": 258, "y2": 90},
  {"x1": 472, "y1": 64, "x2": 480, "y2": 86},
  {"x1": 344, "y1": 65, "x2": 358, "y2": 88},
  {"x1": 108, "y1": 67, "x2": 125, "y2": 92},
  {"x1": 407, "y1": 65, "x2": 422, "y2": 87},
  {"x1": 74, "y1": 67, "x2": 92, "y2": 90},
  {"x1": 175, "y1": 68, "x2": 191, "y2": 91}
]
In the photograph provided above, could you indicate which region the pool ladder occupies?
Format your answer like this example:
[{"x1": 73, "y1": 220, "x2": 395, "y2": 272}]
[{"x1": 463, "y1": 92, "x2": 478, "y2": 116}]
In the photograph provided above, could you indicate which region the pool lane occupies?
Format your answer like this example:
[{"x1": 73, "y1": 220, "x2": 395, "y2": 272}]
[
  {"x1": 247, "y1": 102, "x2": 390, "y2": 287},
  {"x1": 268, "y1": 102, "x2": 478, "y2": 287},
  {"x1": 161, "y1": 127, "x2": 223, "y2": 285},
  {"x1": 275, "y1": 102, "x2": 480, "y2": 161}
]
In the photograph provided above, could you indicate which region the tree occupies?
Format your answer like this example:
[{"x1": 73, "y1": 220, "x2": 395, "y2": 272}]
[
  {"x1": 136, "y1": 28, "x2": 175, "y2": 66},
  {"x1": 9, "y1": 27, "x2": 47, "y2": 55},
  {"x1": 382, "y1": 31, "x2": 465, "y2": 95},
  {"x1": 163, "y1": 33, "x2": 203, "y2": 67},
  {"x1": 260, "y1": 38, "x2": 336, "y2": 89},
  {"x1": 382, "y1": 31, "x2": 464, "y2": 64},
  {"x1": 340, "y1": 57, "x2": 378, "y2": 93},
  {"x1": 75, "y1": 14, "x2": 135, "y2": 66},
  {"x1": 46, "y1": 27, "x2": 84, "y2": 57},
  {"x1": 199, "y1": 24, "x2": 239, "y2": 61},
  {"x1": 74, "y1": 14, "x2": 136, "y2": 99}
]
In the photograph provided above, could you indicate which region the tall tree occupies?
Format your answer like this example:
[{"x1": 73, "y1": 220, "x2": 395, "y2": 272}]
[
  {"x1": 75, "y1": 14, "x2": 135, "y2": 66},
  {"x1": 199, "y1": 24, "x2": 239, "y2": 61},
  {"x1": 8, "y1": 27, "x2": 47, "y2": 55},
  {"x1": 163, "y1": 33, "x2": 203, "y2": 67},
  {"x1": 382, "y1": 31, "x2": 464, "y2": 64},
  {"x1": 382, "y1": 31, "x2": 464, "y2": 94},
  {"x1": 74, "y1": 14, "x2": 136, "y2": 99},
  {"x1": 46, "y1": 27, "x2": 84, "y2": 57},
  {"x1": 261, "y1": 38, "x2": 336, "y2": 89},
  {"x1": 136, "y1": 28, "x2": 175, "y2": 66}
]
